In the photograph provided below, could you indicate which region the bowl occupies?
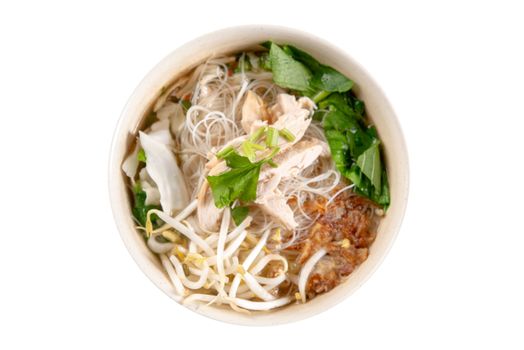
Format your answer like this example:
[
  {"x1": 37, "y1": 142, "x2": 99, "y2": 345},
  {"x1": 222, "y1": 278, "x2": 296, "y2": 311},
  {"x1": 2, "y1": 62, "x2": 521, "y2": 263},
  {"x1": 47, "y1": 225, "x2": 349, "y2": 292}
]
[{"x1": 108, "y1": 25, "x2": 409, "y2": 326}]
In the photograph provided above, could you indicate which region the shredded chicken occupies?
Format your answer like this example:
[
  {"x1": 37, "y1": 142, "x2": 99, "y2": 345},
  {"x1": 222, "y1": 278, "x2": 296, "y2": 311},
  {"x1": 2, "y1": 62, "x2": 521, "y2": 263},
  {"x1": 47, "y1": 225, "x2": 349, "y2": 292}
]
[
  {"x1": 255, "y1": 139, "x2": 326, "y2": 229},
  {"x1": 259, "y1": 139, "x2": 325, "y2": 181},
  {"x1": 256, "y1": 174, "x2": 297, "y2": 229},
  {"x1": 197, "y1": 93, "x2": 318, "y2": 231},
  {"x1": 270, "y1": 94, "x2": 315, "y2": 119},
  {"x1": 241, "y1": 90, "x2": 269, "y2": 133},
  {"x1": 197, "y1": 181, "x2": 223, "y2": 232}
]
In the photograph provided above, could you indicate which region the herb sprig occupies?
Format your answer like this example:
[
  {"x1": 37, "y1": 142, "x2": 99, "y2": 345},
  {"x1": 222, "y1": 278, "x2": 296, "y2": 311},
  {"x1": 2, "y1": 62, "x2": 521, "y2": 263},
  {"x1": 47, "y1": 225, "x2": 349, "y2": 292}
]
[{"x1": 265, "y1": 42, "x2": 390, "y2": 208}]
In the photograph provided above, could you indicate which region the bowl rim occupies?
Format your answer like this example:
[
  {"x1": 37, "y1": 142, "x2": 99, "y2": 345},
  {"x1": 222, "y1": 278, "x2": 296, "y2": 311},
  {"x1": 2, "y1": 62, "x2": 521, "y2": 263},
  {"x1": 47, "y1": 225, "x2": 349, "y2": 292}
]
[{"x1": 108, "y1": 24, "x2": 409, "y2": 326}]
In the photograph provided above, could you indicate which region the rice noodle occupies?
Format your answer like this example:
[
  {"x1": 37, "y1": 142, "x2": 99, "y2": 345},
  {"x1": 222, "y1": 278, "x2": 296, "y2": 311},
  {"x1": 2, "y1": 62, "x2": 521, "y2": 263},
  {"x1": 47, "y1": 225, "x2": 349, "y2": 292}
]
[{"x1": 126, "y1": 51, "x2": 373, "y2": 313}]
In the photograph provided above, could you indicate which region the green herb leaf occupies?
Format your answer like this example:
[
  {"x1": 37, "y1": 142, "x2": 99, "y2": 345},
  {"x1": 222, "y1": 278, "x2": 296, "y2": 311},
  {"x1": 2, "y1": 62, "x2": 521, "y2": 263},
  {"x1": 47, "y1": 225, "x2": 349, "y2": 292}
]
[
  {"x1": 262, "y1": 42, "x2": 389, "y2": 208},
  {"x1": 131, "y1": 182, "x2": 161, "y2": 227},
  {"x1": 284, "y1": 45, "x2": 354, "y2": 93},
  {"x1": 207, "y1": 149, "x2": 279, "y2": 208},
  {"x1": 325, "y1": 129, "x2": 352, "y2": 178},
  {"x1": 137, "y1": 149, "x2": 147, "y2": 163},
  {"x1": 260, "y1": 41, "x2": 272, "y2": 50},
  {"x1": 323, "y1": 109, "x2": 359, "y2": 132},
  {"x1": 216, "y1": 145, "x2": 235, "y2": 159},
  {"x1": 310, "y1": 66, "x2": 354, "y2": 93},
  {"x1": 319, "y1": 93, "x2": 362, "y2": 120},
  {"x1": 241, "y1": 141, "x2": 256, "y2": 162},
  {"x1": 222, "y1": 151, "x2": 253, "y2": 168},
  {"x1": 320, "y1": 90, "x2": 388, "y2": 207},
  {"x1": 258, "y1": 52, "x2": 271, "y2": 71},
  {"x1": 346, "y1": 125, "x2": 375, "y2": 158},
  {"x1": 231, "y1": 206, "x2": 249, "y2": 225},
  {"x1": 356, "y1": 141, "x2": 382, "y2": 190},
  {"x1": 234, "y1": 54, "x2": 252, "y2": 73},
  {"x1": 181, "y1": 99, "x2": 191, "y2": 112},
  {"x1": 207, "y1": 163, "x2": 262, "y2": 208},
  {"x1": 269, "y1": 43, "x2": 312, "y2": 91}
]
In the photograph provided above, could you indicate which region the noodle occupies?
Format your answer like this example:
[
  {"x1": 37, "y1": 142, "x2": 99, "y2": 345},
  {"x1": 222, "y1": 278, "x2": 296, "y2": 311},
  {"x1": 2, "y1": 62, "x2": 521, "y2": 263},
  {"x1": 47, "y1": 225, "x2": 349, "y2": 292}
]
[{"x1": 123, "y1": 48, "x2": 384, "y2": 312}]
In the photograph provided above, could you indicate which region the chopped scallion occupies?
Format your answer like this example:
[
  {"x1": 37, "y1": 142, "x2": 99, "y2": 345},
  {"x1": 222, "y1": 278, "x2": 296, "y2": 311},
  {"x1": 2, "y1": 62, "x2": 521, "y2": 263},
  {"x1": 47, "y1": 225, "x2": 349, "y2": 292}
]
[
  {"x1": 280, "y1": 128, "x2": 296, "y2": 142},
  {"x1": 249, "y1": 142, "x2": 266, "y2": 151},
  {"x1": 216, "y1": 145, "x2": 234, "y2": 159},
  {"x1": 267, "y1": 159, "x2": 278, "y2": 168},
  {"x1": 249, "y1": 126, "x2": 267, "y2": 142},
  {"x1": 267, "y1": 146, "x2": 280, "y2": 159},
  {"x1": 266, "y1": 127, "x2": 279, "y2": 147},
  {"x1": 241, "y1": 142, "x2": 256, "y2": 162}
]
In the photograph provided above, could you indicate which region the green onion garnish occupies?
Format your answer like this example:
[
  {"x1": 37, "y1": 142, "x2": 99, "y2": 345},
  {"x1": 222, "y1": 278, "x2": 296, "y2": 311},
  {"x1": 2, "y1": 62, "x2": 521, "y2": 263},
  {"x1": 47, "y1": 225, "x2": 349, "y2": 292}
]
[
  {"x1": 249, "y1": 126, "x2": 267, "y2": 142},
  {"x1": 249, "y1": 142, "x2": 266, "y2": 151},
  {"x1": 267, "y1": 159, "x2": 278, "y2": 168},
  {"x1": 216, "y1": 145, "x2": 234, "y2": 159},
  {"x1": 266, "y1": 127, "x2": 279, "y2": 147},
  {"x1": 267, "y1": 146, "x2": 280, "y2": 159},
  {"x1": 242, "y1": 142, "x2": 256, "y2": 162},
  {"x1": 280, "y1": 128, "x2": 296, "y2": 142},
  {"x1": 312, "y1": 90, "x2": 331, "y2": 103}
]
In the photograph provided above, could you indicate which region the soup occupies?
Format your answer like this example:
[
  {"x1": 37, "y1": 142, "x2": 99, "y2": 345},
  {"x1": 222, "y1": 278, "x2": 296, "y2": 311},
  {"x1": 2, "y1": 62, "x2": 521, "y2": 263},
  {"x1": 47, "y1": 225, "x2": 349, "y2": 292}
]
[{"x1": 122, "y1": 42, "x2": 389, "y2": 312}]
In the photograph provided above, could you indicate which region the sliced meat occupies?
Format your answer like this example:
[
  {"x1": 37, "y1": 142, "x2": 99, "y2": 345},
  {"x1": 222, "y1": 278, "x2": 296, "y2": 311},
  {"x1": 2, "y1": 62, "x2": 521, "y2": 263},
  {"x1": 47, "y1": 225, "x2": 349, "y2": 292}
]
[
  {"x1": 241, "y1": 90, "x2": 269, "y2": 133},
  {"x1": 256, "y1": 194, "x2": 297, "y2": 230},
  {"x1": 270, "y1": 94, "x2": 315, "y2": 119},
  {"x1": 196, "y1": 181, "x2": 223, "y2": 232},
  {"x1": 272, "y1": 111, "x2": 312, "y2": 150},
  {"x1": 259, "y1": 139, "x2": 325, "y2": 181},
  {"x1": 255, "y1": 175, "x2": 297, "y2": 230},
  {"x1": 254, "y1": 138, "x2": 326, "y2": 229}
]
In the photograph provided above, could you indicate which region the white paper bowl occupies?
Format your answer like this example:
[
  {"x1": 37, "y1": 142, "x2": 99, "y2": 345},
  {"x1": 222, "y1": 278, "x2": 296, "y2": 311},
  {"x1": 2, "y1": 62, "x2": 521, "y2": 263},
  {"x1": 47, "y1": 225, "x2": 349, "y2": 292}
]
[{"x1": 109, "y1": 25, "x2": 409, "y2": 326}]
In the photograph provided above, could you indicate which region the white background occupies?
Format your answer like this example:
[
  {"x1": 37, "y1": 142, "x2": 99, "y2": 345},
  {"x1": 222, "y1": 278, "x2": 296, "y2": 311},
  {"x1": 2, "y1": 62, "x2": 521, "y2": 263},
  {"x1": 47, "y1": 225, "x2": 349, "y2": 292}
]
[{"x1": 1, "y1": 1, "x2": 523, "y2": 349}]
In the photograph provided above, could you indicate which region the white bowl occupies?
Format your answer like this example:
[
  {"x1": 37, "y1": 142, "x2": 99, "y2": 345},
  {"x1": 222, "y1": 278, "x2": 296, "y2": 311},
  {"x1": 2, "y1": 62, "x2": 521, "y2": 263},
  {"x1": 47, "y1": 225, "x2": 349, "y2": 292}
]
[{"x1": 109, "y1": 25, "x2": 409, "y2": 326}]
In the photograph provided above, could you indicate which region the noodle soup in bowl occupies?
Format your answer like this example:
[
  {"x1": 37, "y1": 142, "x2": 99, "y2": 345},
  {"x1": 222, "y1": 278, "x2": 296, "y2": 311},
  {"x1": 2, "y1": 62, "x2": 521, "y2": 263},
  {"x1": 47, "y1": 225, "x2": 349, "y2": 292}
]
[{"x1": 109, "y1": 25, "x2": 409, "y2": 325}]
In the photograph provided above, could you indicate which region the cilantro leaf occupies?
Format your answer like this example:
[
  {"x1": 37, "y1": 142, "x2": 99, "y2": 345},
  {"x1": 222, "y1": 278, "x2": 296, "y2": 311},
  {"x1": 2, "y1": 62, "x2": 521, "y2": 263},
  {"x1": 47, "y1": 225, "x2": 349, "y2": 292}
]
[
  {"x1": 231, "y1": 206, "x2": 249, "y2": 225},
  {"x1": 207, "y1": 165, "x2": 261, "y2": 208},
  {"x1": 207, "y1": 152, "x2": 266, "y2": 208}
]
